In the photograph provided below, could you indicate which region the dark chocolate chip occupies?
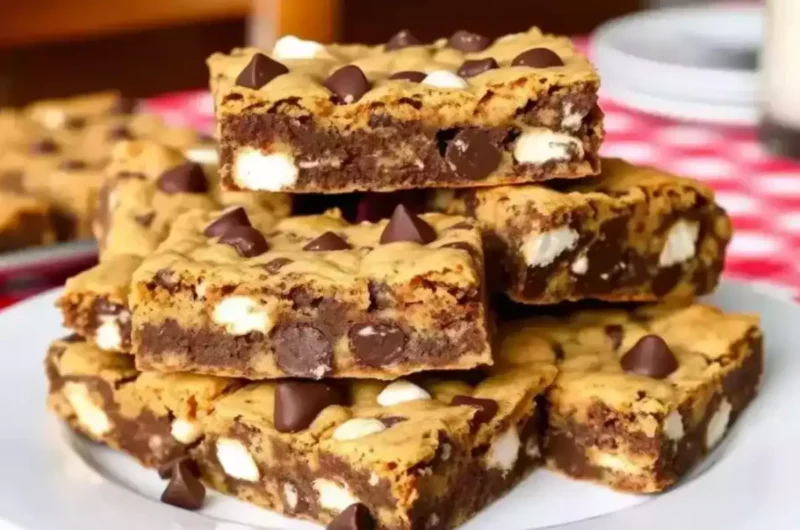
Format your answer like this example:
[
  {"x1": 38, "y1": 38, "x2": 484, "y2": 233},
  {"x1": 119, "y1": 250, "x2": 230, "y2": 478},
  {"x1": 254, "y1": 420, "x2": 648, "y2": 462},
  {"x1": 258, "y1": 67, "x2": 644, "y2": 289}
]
[
  {"x1": 203, "y1": 206, "x2": 251, "y2": 238},
  {"x1": 379, "y1": 416, "x2": 407, "y2": 428},
  {"x1": 512, "y1": 47, "x2": 564, "y2": 68},
  {"x1": 605, "y1": 324, "x2": 624, "y2": 350},
  {"x1": 62, "y1": 333, "x2": 83, "y2": 343},
  {"x1": 160, "y1": 458, "x2": 205, "y2": 510},
  {"x1": 389, "y1": 71, "x2": 427, "y2": 83},
  {"x1": 620, "y1": 335, "x2": 678, "y2": 379},
  {"x1": 218, "y1": 225, "x2": 269, "y2": 258},
  {"x1": 110, "y1": 97, "x2": 137, "y2": 115},
  {"x1": 58, "y1": 159, "x2": 88, "y2": 171},
  {"x1": 158, "y1": 456, "x2": 199, "y2": 479},
  {"x1": 386, "y1": 29, "x2": 421, "y2": 50},
  {"x1": 134, "y1": 212, "x2": 155, "y2": 227},
  {"x1": 448, "y1": 30, "x2": 491, "y2": 52},
  {"x1": 380, "y1": 204, "x2": 436, "y2": 245},
  {"x1": 303, "y1": 231, "x2": 351, "y2": 251},
  {"x1": 156, "y1": 162, "x2": 208, "y2": 194},
  {"x1": 263, "y1": 257, "x2": 292, "y2": 274},
  {"x1": 327, "y1": 503, "x2": 375, "y2": 530},
  {"x1": 64, "y1": 116, "x2": 87, "y2": 129},
  {"x1": 235, "y1": 53, "x2": 289, "y2": 89},
  {"x1": 31, "y1": 138, "x2": 59, "y2": 155},
  {"x1": 274, "y1": 324, "x2": 333, "y2": 378},
  {"x1": 451, "y1": 395, "x2": 498, "y2": 427},
  {"x1": 349, "y1": 323, "x2": 406, "y2": 367},
  {"x1": 457, "y1": 58, "x2": 499, "y2": 78},
  {"x1": 274, "y1": 380, "x2": 344, "y2": 433},
  {"x1": 108, "y1": 125, "x2": 134, "y2": 140},
  {"x1": 445, "y1": 129, "x2": 501, "y2": 180},
  {"x1": 324, "y1": 65, "x2": 371, "y2": 104}
]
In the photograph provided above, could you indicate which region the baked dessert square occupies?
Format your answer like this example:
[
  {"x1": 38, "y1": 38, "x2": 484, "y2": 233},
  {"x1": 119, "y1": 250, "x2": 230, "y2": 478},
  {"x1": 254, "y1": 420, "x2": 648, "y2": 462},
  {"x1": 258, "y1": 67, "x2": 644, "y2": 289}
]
[
  {"x1": 0, "y1": 190, "x2": 55, "y2": 252},
  {"x1": 431, "y1": 158, "x2": 732, "y2": 304},
  {"x1": 499, "y1": 302, "x2": 763, "y2": 492},
  {"x1": 130, "y1": 205, "x2": 492, "y2": 379},
  {"x1": 208, "y1": 26, "x2": 603, "y2": 194}
]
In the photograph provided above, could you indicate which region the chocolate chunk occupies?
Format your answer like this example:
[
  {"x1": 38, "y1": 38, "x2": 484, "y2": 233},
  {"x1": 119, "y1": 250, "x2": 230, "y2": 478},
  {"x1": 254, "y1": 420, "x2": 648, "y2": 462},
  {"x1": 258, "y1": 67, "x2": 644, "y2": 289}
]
[
  {"x1": 263, "y1": 257, "x2": 292, "y2": 274},
  {"x1": 58, "y1": 159, "x2": 88, "y2": 171},
  {"x1": 274, "y1": 324, "x2": 333, "y2": 378},
  {"x1": 512, "y1": 47, "x2": 564, "y2": 68},
  {"x1": 156, "y1": 162, "x2": 208, "y2": 194},
  {"x1": 324, "y1": 65, "x2": 371, "y2": 104},
  {"x1": 31, "y1": 138, "x2": 59, "y2": 155},
  {"x1": 134, "y1": 212, "x2": 155, "y2": 227},
  {"x1": 328, "y1": 503, "x2": 375, "y2": 530},
  {"x1": 604, "y1": 324, "x2": 624, "y2": 350},
  {"x1": 108, "y1": 125, "x2": 134, "y2": 140},
  {"x1": 64, "y1": 116, "x2": 87, "y2": 129},
  {"x1": 235, "y1": 53, "x2": 289, "y2": 89},
  {"x1": 389, "y1": 71, "x2": 427, "y2": 83},
  {"x1": 457, "y1": 58, "x2": 499, "y2": 78},
  {"x1": 218, "y1": 225, "x2": 269, "y2": 258},
  {"x1": 110, "y1": 96, "x2": 137, "y2": 115},
  {"x1": 620, "y1": 335, "x2": 678, "y2": 379},
  {"x1": 451, "y1": 395, "x2": 498, "y2": 426},
  {"x1": 158, "y1": 456, "x2": 199, "y2": 479},
  {"x1": 303, "y1": 231, "x2": 351, "y2": 251},
  {"x1": 203, "y1": 206, "x2": 251, "y2": 238},
  {"x1": 448, "y1": 30, "x2": 491, "y2": 52},
  {"x1": 445, "y1": 129, "x2": 501, "y2": 180},
  {"x1": 385, "y1": 29, "x2": 421, "y2": 50},
  {"x1": 160, "y1": 458, "x2": 205, "y2": 510},
  {"x1": 274, "y1": 380, "x2": 344, "y2": 433},
  {"x1": 380, "y1": 204, "x2": 436, "y2": 245},
  {"x1": 349, "y1": 323, "x2": 406, "y2": 367}
]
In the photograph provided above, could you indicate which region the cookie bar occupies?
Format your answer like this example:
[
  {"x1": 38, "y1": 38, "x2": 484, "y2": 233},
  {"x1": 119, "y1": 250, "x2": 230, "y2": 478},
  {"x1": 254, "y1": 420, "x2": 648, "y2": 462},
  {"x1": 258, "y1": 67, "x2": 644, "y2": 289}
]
[
  {"x1": 49, "y1": 334, "x2": 556, "y2": 530},
  {"x1": 500, "y1": 303, "x2": 763, "y2": 492},
  {"x1": 46, "y1": 335, "x2": 237, "y2": 468},
  {"x1": 130, "y1": 205, "x2": 492, "y2": 379},
  {"x1": 208, "y1": 27, "x2": 603, "y2": 194},
  {"x1": 431, "y1": 158, "x2": 732, "y2": 304},
  {"x1": 0, "y1": 191, "x2": 55, "y2": 252}
]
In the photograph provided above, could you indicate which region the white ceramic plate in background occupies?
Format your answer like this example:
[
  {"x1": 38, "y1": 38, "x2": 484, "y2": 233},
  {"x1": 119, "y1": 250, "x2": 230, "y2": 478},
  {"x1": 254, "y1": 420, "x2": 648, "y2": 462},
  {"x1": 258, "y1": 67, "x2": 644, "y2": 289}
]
[{"x1": 0, "y1": 280, "x2": 797, "y2": 529}]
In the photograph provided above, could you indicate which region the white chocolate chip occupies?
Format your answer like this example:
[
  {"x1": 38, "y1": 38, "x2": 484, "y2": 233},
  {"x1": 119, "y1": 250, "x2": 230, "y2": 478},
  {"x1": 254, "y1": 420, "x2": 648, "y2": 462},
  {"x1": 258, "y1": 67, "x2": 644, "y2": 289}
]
[
  {"x1": 313, "y1": 479, "x2": 359, "y2": 512},
  {"x1": 562, "y1": 102, "x2": 586, "y2": 131},
  {"x1": 486, "y1": 427, "x2": 520, "y2": 474},
  {"x1": 521, "y1": 226, "x2": 579, "y2": 268},
  {"x1": 440, "y1": 443, "x2": 452, "y2": 462},
  {"x1": 298, "y1": 158, "x2": 341, "y2": 170},
  {"x1": 216, "y1": 437, "x2": 260, "y2": 482},
  {"x1": 513, "y1": 128, "x2": 584, "y2": 165},
  {"x1": 195, "y1": 281, "x2": 208, "y2": 299},
  {"x1": 95, "y1": 313, "x2": 127, "y2": 351},
  {"x1": 659, "y1": 219, "x2": 700, "y2": 267},
  {"x1": 377, "y1": 380, "x2": 431, "y2": 407},
  {"x1": 213, "y1": 296, "x2": 272, "y2": 336},
  {"x1": 283, "y1": 482, "x2": 299, "y2": 511},
  {"x1": 705, "y1": 398, "x2": 732, "y2": 449},
  {"x1": 663, "y1": 410, "x2": 685, "y2": 442},
  {"x1": 272, "y1": 35, "x2": 324, "y2": 60},
  {"x1": 593, "y1": 452, "x2": 645, "y2": 475},
  {"x1": 368, "y1": 472, "x2": 380, "y2": 486},
  {"x1": 234, "y1": 149, "x2": 298, "y2": 191},
  {"x1": 63, "y1": 382, "x2": 112, "y2": 437},
  {"x1": 171, "y1": 418, "x2": 202, "y2": 444},
  {"x1": 426, "y1": 514, "x2": 440, "y2": 528},
  {"x1": 570, "y1": 254, "x2": 589, "y2": 275},
  {"x1": 41, "y1": 109, "x2": 66, "y2": 129},
  {"x1": 332, "y1": 418, "x2": 387, "y2": 441},
  {"x1": 525, "y1": 437, "x2": 541, "y2": 459},
  {"x1": 422, "y1": 70, "x2": 468, "y2": 89},
  {"x1": 185, "y1": 146, "x2": 219, "y2": 165}
]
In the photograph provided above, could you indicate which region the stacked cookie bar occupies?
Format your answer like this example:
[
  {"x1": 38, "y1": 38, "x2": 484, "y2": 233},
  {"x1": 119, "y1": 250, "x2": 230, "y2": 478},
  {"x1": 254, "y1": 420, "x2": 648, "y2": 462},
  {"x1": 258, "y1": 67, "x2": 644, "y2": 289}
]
[{"x1": 48, "y1": 26, "x2": 762, "y2": 530}]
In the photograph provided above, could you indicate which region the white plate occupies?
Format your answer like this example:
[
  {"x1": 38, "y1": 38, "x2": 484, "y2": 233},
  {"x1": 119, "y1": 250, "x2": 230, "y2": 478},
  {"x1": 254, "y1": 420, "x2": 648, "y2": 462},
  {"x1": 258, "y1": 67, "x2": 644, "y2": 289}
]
[{"x1": 0, "y1": 280, "x2": 797, "y2": 530}]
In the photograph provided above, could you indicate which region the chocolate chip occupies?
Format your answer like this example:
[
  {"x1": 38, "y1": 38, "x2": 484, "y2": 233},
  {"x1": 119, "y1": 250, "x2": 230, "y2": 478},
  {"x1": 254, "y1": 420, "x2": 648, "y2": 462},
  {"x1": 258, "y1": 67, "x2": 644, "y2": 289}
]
[
  {"x1": 110, "y1": 96, "x2": 137, "y2": 115},
  {"x1": 274, "y1": 380, "x2": 344, "y2": 433},
  {"x1": 160, "y1": 458, "x2": 205, "y2": 511},
  {"x1": 457, "y1": 58, "x2": 499, "y2": 78},
  {"x1": 156, "y1": 162, "x2": 208, "y2": 194},
  {"x1": 389, "y1": 71, "x2": 427, "y2": 83},
  {"x1": 620, "y1": 335, "x2": 678, "y2": 379},
  {"x1": 445, "y1": 129, "x2": 501, "y2": 180},
  {"x1": 218, "y1": 225, "x2": 269, "y2": 258},
  {"x1": 203, "y1": 206, "x2": 251, "y2": 238},
  {"x1": 380, "y1": 204, "x2": 436, "y2": 245},
  {"x1": 303, "y1": 232, "x2": 351, "y2": 251},
  {"x1": 324, "y1": 65, "x2": 371, "y2": 104},
  {"x1": 64, "y1": 116, "x2": 87, "y2": 129},
  {"x1": 62, "y1": 333, "x2": 83, "y2": 343},
  {"x1": 134, "y1": 212, "x2": 155, "y2": 227},
  {"x1": 263, "y1": 257, "x2": 292, "y2": 274},
  {"x1": 158, "y1": 456, "x2": 199, "y2": 479},
  {"x1": 448, "y1": 30, "x2": 491, "y2": 52},
  {"x1": 349, "y1": 323, "x2": 406, "y2": 367},
  {"x1": 451, "y1": 395, "x2": 498, "y2": 427},
  {"x1": 328, "y1": 503, "x2": 375, "y2": 530},
  {"x1": 108, "y1": 125, "x2": 134, "y2": 140},
  {"x1": 31, "y1": 138, "x2": 59, "y2": 155},
  {"x1": 386, "y1": 29, "x2": 421, "y2": 50},
  {"x1": 58, "y1": 159, "x2": 87, "y2": 171},
  {"x1": 604, "y1": 324, "x2": 624, "y2": 350},
  {"x1": 235, "y1": 53, "x2": 289, "y2": 89},
  {"x1": 511, "y1": 47, "x2": 564, "y2": 68},
  {"x1": 379, "y1": 416, "x2": 407, "y2": 428},
  {"x1": 274, "y1": 324, "x2": 333, "y2": 378}
]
